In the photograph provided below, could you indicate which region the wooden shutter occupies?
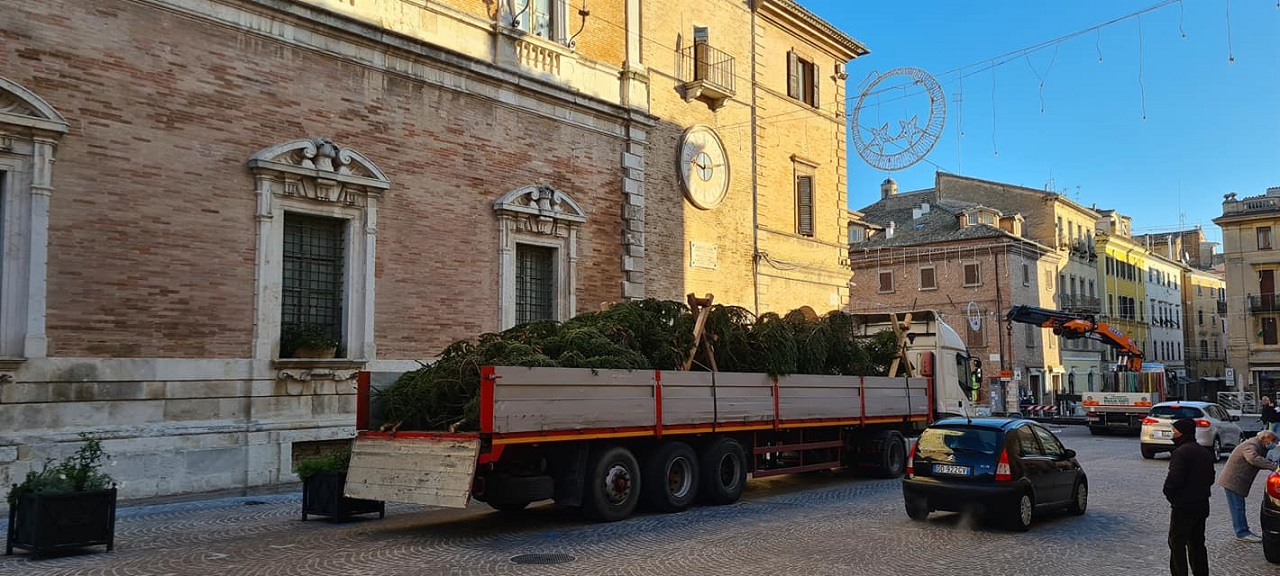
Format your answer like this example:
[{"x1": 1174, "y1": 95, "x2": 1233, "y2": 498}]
[
  {"x1": 796, "y1": 175, "x2": 814, "y2": 236},
  {"x1": 879, "y1": 271, "x2": 893, "y2": 292},
  {"x1": 810, "y1": 61, "x2": 820, "y2": 108},
  {"x1": 787, "y1": 50, "x2": 799, "y2": 99}
]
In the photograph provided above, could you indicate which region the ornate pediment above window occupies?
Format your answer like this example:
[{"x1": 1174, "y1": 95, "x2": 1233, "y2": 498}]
[
  {"x1": 493, "y1": 184, "x2": 587, "y2": 237},
  {"x1": 0, "y1": 75, "x2": 69, "y2": 138},
  {"x1": 247, "y1": 138, "x2": 391, "y2": 209}
]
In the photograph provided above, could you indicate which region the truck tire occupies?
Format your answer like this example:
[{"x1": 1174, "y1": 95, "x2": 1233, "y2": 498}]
[
  {"x1": 1089, "y1": 426, "x2": 1106, "y2": 436},
  {"x1": 489, "y1": 500, "x2": 531, "y2": 513},
  {"x1": 873, "y1": 431, "x2": 907, "y2": 478},
  {"x1": 482, "y1": 474, "x2": 554, "y2": 504},
  {"x1": 697, "y1": 437, "x2": 747, "y2": 506},
  {"x1": 641, "y1": 441, "x2": 699, "y2": 513},
  {"x1": 583, "y1": 446, "x2": 641, "y2": 522}
]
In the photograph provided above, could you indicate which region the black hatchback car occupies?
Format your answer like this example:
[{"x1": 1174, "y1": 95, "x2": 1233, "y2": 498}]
[
  {"x1": 902, "y1": 418, "x2": 1087, "y2": 530},
  {"x1": 1264, "y1": 470, "x2": 1280, "y2": 563}
]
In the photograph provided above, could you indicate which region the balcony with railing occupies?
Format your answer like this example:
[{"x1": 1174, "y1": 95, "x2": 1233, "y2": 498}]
[
  {"x1": 1248, "y1": 294, "x2": 1280, "y2": 314},
  {"x1": 1059, "y1": 294, "x2": 1101, "y2": 314},
  {"x1": 681, "y1": 42, "x2": 735, "y2": 110}
]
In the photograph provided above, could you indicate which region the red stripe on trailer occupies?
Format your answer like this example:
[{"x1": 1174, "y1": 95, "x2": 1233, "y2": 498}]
[
  {"x1": 356, "y1": 371, "x2": 371, "y2": 432},
  {"x1": 480, "y1": 366, "x2": 496, "y2": 434},
  {"x1": 654, "y1": 370, "x2": 664, "y2": 439}
]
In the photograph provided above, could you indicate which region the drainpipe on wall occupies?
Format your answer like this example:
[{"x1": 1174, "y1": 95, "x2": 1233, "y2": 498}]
[{"x1": 749, "y1": 5, "x2": 760, "y2": 316}]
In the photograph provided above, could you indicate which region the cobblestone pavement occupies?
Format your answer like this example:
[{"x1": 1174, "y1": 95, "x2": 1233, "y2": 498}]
[{"x1": 3, "y1": 426, "x2": 1277, "y2": 575}]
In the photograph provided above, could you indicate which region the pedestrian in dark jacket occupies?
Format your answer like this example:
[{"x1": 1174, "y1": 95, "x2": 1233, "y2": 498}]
[
  {"x1": 1261, "y1": 396, "x2": 1279, "y2": 435},
  {"x1": 1163, "y1": 418, "x2": 1214, "y2": 576}
]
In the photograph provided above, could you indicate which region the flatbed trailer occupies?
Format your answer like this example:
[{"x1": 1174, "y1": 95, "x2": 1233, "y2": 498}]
[{"x1": 344, "y1": 312, "x2": 976, "y2": 522}]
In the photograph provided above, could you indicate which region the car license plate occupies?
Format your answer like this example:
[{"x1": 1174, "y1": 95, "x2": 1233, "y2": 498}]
[
  {"x1": 933, "y1": 464, "x2": 970, "y2": 476},
  {"x1": 1155, "y1": 430, "x2": 1171, "y2": 439}
]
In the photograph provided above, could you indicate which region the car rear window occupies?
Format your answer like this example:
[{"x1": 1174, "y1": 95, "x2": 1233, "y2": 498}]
[
  {"x1": 1149, "y1": 406, "x2": 1204, "y2": 419},
  {"x1": 917, "y1": 426, "x2": 1000, "y2": 456}
]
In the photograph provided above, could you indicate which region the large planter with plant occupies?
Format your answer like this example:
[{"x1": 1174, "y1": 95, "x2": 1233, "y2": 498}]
[
  {"x1": 282, "y1": 323, "x2": 341, "y2": 359},
  {"x1": 6, "y1": 435, "x2": 116, "y2": 557},
  {"x1": 297, "y1": 450, "x2": 384, "y2": 521}
]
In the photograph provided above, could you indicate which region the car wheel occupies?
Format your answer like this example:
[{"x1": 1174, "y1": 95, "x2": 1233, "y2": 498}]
[
  {"x1": 1068, "y1": 480, "x2": 1088, "y2": 515},
  {"x1": 1211, "y1": 436, "x2": 1222, "y2": 463},
  {"x1": 1007, "y1": 491, "x2": 1034, "y2": 531},
  {"x1": 1141, "y1": 445, "x2": 1159, "y2": 460},
  {"x1": 1265, "y1": 532, "x2": 1280, "y2": 564},
  {"x1": 905, "y1": 496, "x2": 929, "y2": 521}
]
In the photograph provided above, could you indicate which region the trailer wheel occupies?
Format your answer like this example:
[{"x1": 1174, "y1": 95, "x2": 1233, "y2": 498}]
[
  {"x1": 641, "y1": 441, "x2": 699, "y2": 513},
  {"x1": 697, "y1": 437, "x2": 747, "y2": 505},
  {"x1": 873, "y1": 431, "x2": 907, "y2": 478},
  {"x1": 1089, "y1": 426, "x2": 1106, "y2": 436},
  {"x1": 583, "y1": 446, "x2": 641, "y2": 522}
]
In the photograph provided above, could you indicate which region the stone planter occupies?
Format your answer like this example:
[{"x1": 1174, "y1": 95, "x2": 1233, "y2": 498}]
[
  {"x1": 6, "y1": 487, "x2": 116, "y2": 557},
  {"x1": 301, "y1": 472, "x2": 384, "y2": 521}
]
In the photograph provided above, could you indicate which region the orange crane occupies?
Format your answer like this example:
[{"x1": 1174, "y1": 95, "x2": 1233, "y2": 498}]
[{"x1": 1005, "y1": 305, "x2": 1144, "y2": 372}]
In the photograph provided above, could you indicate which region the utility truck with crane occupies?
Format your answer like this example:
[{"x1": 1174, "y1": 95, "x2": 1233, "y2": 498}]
[
  {"x1": 342, "y1": 301, "x2": 979, "y2": 522},
  {"x1": 1006, "y1": 305, "x2": 1165, "y2": 435}
]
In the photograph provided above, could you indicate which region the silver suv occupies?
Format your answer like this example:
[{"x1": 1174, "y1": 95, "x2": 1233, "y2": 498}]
[{"x1": 1139, "y1": 401, "x2": 1243, "y2": 461}]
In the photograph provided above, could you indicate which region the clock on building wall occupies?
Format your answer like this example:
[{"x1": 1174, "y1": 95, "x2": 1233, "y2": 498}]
[{"x1": 677, "y1": 125, "x2": 730, "y2": 210}]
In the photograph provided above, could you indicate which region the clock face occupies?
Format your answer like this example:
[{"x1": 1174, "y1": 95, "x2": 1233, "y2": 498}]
[{"x1": 677, "y1": 126, "x2": 730, "y2": 210}]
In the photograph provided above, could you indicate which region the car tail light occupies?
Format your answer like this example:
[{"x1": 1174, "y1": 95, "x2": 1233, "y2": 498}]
[
  {"x1": 1142, "y1": 417, "x2": 1159, "y2": 425},
  {"x1": 906, "y1": 440, "x2": 917, "y2": 477},
  {"x1": 1195, "y1": 419, "x2": 1211, "y2": 428},
  {"x1": 995, "y1": 449, "x2": 1012, "y2": 482},
  {"x1": 1268, "y1": 473, "x2": 1280, "y2": 500}
]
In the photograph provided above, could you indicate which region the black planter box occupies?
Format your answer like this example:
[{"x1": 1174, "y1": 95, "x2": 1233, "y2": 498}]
[
  {"x1": 6, "y1": 487, "x2": 117, "y2": 557},
  {"x1": 302, "y1": 472, "x2": 384, "y2": 521}
]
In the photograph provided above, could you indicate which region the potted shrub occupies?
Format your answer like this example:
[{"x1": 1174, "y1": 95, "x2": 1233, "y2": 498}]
[
  {"x1": 297, "y1": 449, "x2": 384, "y2": 521},
  {"x1": 281, "y1": 324, "x2": 341, "y2": 359},
  {"x1": 6, "y1": 434, "x2": 116, "y2": 557}
]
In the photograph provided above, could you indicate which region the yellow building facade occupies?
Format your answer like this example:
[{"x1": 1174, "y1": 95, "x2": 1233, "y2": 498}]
[
  {"x1": 1096, "y1": 211, "x2": 1149, "y2": 366},
  {"x1": 642, "y1": 0, "x2": 867, "y2": 314}
]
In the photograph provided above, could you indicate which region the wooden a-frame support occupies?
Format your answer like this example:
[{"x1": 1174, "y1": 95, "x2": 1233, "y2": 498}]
[
  {"x1": 682, "y1": 293, "x2": 718, "y2": 372},
  {"x1": 886, "y1": 312, "x2": 915, "y2": 378}
]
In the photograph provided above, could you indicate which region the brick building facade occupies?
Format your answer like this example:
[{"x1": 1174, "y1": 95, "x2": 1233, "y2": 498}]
[{"x1": 0, "y1": 0, "x2": 866, "y2": 503}]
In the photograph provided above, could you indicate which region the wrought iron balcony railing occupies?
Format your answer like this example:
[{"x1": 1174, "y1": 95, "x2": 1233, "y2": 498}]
[
  {"x1": 1059, "y1": 294, "x2": 1101, "y2": 314},
  {"x1": 681, "y1": 42, "x2": 735, "y2": 108},
  {"x1": 1248, "y1": 294, "x2": 1280, "y2": 314}
]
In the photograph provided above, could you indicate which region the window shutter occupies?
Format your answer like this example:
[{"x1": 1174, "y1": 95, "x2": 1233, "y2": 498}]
[
  {"x1": 796, "y1": 175, "x2": 814, "y2": 236},
  {"x1": 810, "y1": 61, "x2": 820, "y2": 108},
  {"x1": 787, "y1": 50, "x2": 799, "y2": 99}
]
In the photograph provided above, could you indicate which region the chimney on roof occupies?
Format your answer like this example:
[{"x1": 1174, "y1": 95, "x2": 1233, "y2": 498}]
[
  {"x1": 881, "y1": 178, "x2": 898, "y2": 199},
  {"x1": 921, "y1": 202, "x2": 930, "y2": 214}
]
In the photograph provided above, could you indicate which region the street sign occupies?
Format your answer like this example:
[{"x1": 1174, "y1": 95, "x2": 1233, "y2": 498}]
[{"x1": 998, "y1": 370, "x2": 1013, "y2": 379}]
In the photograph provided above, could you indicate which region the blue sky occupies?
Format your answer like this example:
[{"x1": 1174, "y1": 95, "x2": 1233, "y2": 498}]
[{"x1": 802, "y1": 1, "x2": 1279, "y2": 244}]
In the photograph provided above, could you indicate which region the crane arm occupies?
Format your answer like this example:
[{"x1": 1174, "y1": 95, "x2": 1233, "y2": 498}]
[{"x1": 1005, "y1": 305, "x2": 1144, "y2": 372}]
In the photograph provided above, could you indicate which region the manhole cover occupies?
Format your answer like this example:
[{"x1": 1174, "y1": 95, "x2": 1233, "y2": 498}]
[{"x1": 510, "y1": 553, "x2": 575, "y2": 565}]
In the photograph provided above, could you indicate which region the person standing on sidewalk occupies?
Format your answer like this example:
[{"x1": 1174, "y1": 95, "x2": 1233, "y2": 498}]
[
  {"x1": 1216, "y1": 430, "x2": 1279, "y2": 542},
  {"x1": 1261, "y1": 396, "x2": 1279, "y2": 435},
  {"x1": 1164, "y1": 418, "x2": 1214, "y2": 576}
]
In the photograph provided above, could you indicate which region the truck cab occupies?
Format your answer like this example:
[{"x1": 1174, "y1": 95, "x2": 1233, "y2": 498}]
[{"x1": 856, "y1": 311, "x2": 976, "y2": 420}]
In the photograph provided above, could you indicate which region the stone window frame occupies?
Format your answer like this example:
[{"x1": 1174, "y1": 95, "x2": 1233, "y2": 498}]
[
  {"x1": 247, "y1": 138, "x2": 390, "y2": 361},
  {"x1": 494, "y1": 184, "x2": 586, "y2": 330},
  {"x1": 877, "y1": 270, "x2": 894, "y2": 294},
  {"x1": 962, "y1": 261, "x2": 981, "y2": 287},
  {"x1": 918, "y1": 266, "x2": 936, "y2": 291},
  {"x1": 0, "y1": 75, "x2": 69, "y2": 360},
  {"x1": 506, "y1": 0, "x2": 571, "y2": 44}
]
